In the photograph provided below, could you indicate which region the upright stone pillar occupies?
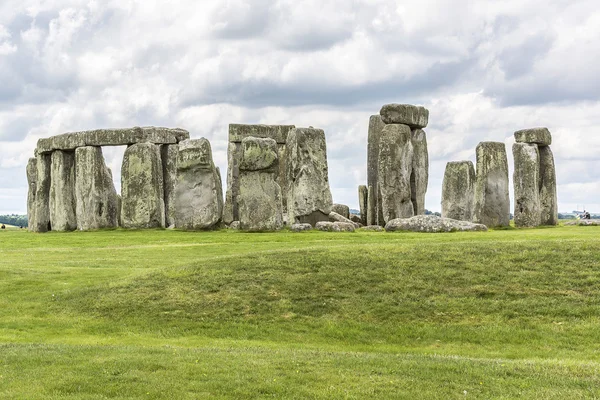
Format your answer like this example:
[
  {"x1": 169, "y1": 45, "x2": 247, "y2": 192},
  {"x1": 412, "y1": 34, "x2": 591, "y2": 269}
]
[
  {"x1": 238, "y1": 137, "x2": 283, "y2": 231},
  {"x1": 473, "y1": 142, "x2": 510, "y2": 227},
  {"x1": 358, "y1": 185, "x2": 368, "y2": 225},
  {"x1": 513, "y1": 143, "x2": 541, "y2": 227},
  {"x1": 377, "y1": 123, "x2": 414, "y2": 224},
  {"x1": 26, "y1": 158, "x2": 38, "y2": 232},
  {"x1": 121, "y1": 143, "x2": 165, "y2": 229},
  {"x1": 286, "y1": 127, "x2": 333, "y2": 226},
  {"x1": 174, "y1": 139, "x2": 223, "y2": 230},
  {"x1": 75, "y1": 146, "x2": 119, "y2": 230},
  {"x1": 30, "y1": 153, "x2": 52, "y2": 232},
  {"x1": 367, "y1": 115, "x2": 385, "y2": 226},
  {"x1": 49, "y1": 150, "x2": 77, "y2": 231},
  {"x1": 162, "y1": 144, "x2": 178, "y2": 227},
  {"x1": 411, "y1": 128, "x2": 429, "y2": 215},
  {"x1": 441, "y1": 161, "x2": 476, "y2": 221},
  {"x1": 539, "y1": 146, "x2": 558, "y2": 226}
]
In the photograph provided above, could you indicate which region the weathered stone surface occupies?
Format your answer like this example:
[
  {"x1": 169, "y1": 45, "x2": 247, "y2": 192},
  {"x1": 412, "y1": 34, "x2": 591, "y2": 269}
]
[
  {"x1": 331, "y1": 204, "x2": 350, "y2": 219},
  {"x1": 473, "y1": 142, "x2": 510, "y2": 227},
  {"x1": 539, "y1": 146, "x2": 558, "y2": 226},
  {"x1": 286, "y1": 127, "x2": 333, "y2": 226},
  {"x1": 291, "y1": 223, "x2": 312, "y2": 232},
  {"x1": 26, "y1": 158, "x2": 38, "y2": 231},
  {"x1": 229, "y1": 124, "x2": 295, "y2": 144},
  {"x1": 350, "y1": 214, "x2": 362, "y2": 224},
  {"x1": 565, "y1": 219, "x2": 600, "y2": 226},
  {"x1": 329, "y1": 211, "x2": 359, "y2": 227},
  {"x1": 174, "y1": 139, "x2": 223, "y2": 230},
  {"x1": 37, "y1": 127, "x2": 189, "y2": 153},
  {"x1": 411, "y1": 128, "x2": 429, "y2": 215},
  {"x1": 367, "y1": 115, "x2": 385, "y2": 226},
  {"x1": 332, "y1": 222, "x2": 355, "y2": 232},
  {"x1": 514, "y1": 128, "x2": 552, "y2": 146},
  {"x1": 229, "y1": 221, "x2": 241, "y2": 230},
  {"x1": 29, "y1": 153, "x2": 52, "y2": 232},
  {"x1": 223, "y1": 142, "x2": 237, "y2": 225},
  {"x1": 385, "y1": 215, "x2": 488, "y2": 233},
  {"x1": 121, "y1": 143, "x2": 165, "y2": 229},
  {"x1": 75, "y1": 146, "x2": 119, "y2": 230},
  {"x1": 49, "y1": 150, "x2": 77, "y2": 231},
  {"x1": 513, "y1": 143, "x2": 541, "y2": 227},
  {"x1": 362, "y1": 225, "x2": 384, "y2": 232},
  {"x1": 315, "y1": 221, "x2": 334, "y2": 231},
  {"x1": 161, "y1": 144, "x2": 178, "y2": 227},
  {"x1": 238, "y1": 137, "x2": 283, "y2": 231},
  {"x1": 378, "y1": 124, "x2": 414, "y2": 224},
  {"x1": 441, "y1": 161, "x2": 476, "y2": 221},
  {"x1": 358, "y1": 185, "x2": 368, "y2": 225},
  {"x1": 380, "y1": 104, "x2": 429, "y2": 128}
]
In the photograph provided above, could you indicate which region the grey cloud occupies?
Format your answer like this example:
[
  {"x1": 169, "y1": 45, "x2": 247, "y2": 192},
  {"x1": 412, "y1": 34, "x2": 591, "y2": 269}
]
[
  {"x1": 210, "y1": 0, "x2": 272, "y2": 39},
  {"x1": 498, "y1": 33, "x2": 554, "y2": 79}
]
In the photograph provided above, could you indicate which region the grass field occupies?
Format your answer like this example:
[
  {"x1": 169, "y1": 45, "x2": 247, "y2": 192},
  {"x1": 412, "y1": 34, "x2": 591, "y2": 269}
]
[{"x1": 0, "y1": 226, "x2": 599, "y2": 399}]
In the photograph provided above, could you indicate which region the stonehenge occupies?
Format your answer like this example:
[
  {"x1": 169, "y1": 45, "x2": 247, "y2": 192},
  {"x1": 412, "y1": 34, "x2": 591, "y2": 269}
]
[
  {"x1": 367, "y1": 104, "x2": 429, "y2": 226},
  {"x1": 331, "y1": 204, "x2": 350, "y2": 219},
  {"x1": 512, "y1": 128, "x2": 558, "y2": 227},
  {"x1": 49, "y1": 151, "x2": 77, "y2": 231},
  {"x1": 441, "y1": 161, "x2": 476, "y2": 221},
  {"x1": 358, "y1": 185, "x2": 368, "y2": 225},
  {"x1": 473, "y1": 142, "x2": 510, "y2": 227}
]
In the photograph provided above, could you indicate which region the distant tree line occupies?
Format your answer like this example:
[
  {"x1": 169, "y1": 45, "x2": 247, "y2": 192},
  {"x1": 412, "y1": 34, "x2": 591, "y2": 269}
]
[{"x1": 0, "y1": 214, "x2": 28, "y2": 227}]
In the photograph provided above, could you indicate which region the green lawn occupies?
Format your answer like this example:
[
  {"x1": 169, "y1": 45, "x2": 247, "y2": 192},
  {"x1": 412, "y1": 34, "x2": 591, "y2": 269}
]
[{"x1": 0, "y1": 226, "x2": 599, "y2": 399}]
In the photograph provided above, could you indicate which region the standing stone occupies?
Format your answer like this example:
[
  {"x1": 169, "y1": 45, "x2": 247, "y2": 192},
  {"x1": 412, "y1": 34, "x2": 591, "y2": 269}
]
[
  {"x1": 121, "y1": 143, "x2": 165, "y2": 229},
  {"x1": 75, "y1": 146, "x2": 119, "y2": 230},
  {"x1": 441, "y1": 161, "x2": 476, "y2": 221},
  {"x1": 238, "y1": 137, "x2": 283, "y2": 231},
  {"x1": 411, "y1": 128, "x2": 429, "y2": 215},
  {"x1": 286, "y1": 127, "x2": 333, "y2": 226},
  {"x1": 539, "y1": 146, "x2": 558, "y2": 226},
  {"x1": 367, "y1": 115, "x2": 385, "y2": 226},
  {"x1": 380, "y1": 104, "x2": 429, "y2": 128},
  {"x1": 331, "y1": 204, "x2": 350, "y2": 219},
  {"x1": 49, "y1": 150, "x2": 77, "y2": 231},
  {"x1": 377, "y1": 124, "x2": 414, "y2": 224},
  {"x1": 30, "y1": 153, "x2": 52, "y2": 232},
  {"x1": 514, "y1": 128, "x2": 552, "y2": 146},
  {"x1": 358, "y1": 185, "x2": 368, "y2": 225},
  {"x1": 174, "y1": 139, "x2": 223, "y2": 230},
  {"x1": 513, "y1": 143, "x2": 541, "y2": 227},
  {"x1": 161, "y1": 144, "x2": 178, "y2": 227},
  {"x1": 26, "y1": 158, "x2": 38, "y2": 231},
  {"x1": 473, "y1": 142, "x2": 510, "y2": 227}
]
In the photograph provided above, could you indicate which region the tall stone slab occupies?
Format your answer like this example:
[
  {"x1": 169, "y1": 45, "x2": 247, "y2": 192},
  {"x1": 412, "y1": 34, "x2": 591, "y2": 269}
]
[
  {"x1": 30, "y1": 153, "x2": 52, "y2": 232},
  {"x1": 224, "y1": 124, "x2": 295, "y2": 224},
  {"x1": 411, "y1": 128, "x2": 429, "y2": 215},
  {"x1": 49, "y1": 150, "x2": 77, "y2": 231},
  {"x1": 174, "y1": 139, "x2": 223, "y2": 230},
  {"x1": 513, "y1": 143, "x2": 541, "y2": 227},
  {"x1": 441, "y1": 161, "x2": 476, "y2": 221},
  {"x1": 75, "y1": 146, "x2": 119, "y2": 230},
  {"x1": 238, "y1": 137, "x2": 283, "y2": 231},
  {"x1": 377, "y1": 124, "x2": 414, "y2": 224},
  {"x1": 367, "y1": 115, "x2": 385, "y2": 226},
  {"x1": 26, "y1": 158, "x2": 38, "y2": 231},
  {"x1": 358, "y1": 185, "x2": 368, "y2": 225},
  {"x1": 121, "y1": 143, "x2": 165, "y2": 229},
  {"x1": 286, "y1": 127, "x2": 333, "y2": 226},
  {"x1": 161, "y1": 144, "x2": 178, "y2": 227},
  {"x1": 473, "y1": 142, "x2": 510, "y2": 227},
  {"x1": 539, "y1": 146, "x2": 558, "y2": 226}
]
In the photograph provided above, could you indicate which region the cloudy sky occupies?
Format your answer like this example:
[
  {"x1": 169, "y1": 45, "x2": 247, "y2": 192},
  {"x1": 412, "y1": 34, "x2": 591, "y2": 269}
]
[{"x1": 1, "y1": 0, "x2": 599, "y2": 214}]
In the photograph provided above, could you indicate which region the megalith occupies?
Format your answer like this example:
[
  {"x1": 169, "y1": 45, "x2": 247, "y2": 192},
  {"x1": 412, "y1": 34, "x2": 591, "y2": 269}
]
[
  {"x1": 379, "y1": 104, "x2": 429, "y2": 128},
  {"x1": 358, "y1": 185, "x2": 368, "y2": 225},
  {"x1": 441, "y1": 161, "x2": 476, "y2": 221},
  {"x1": 286, "y1": 127, "x2": 333, "y2": 226},
  {"x1": 121, "y1": 143, "x2": 165, "y2": 229},
  {"x1": 473, "y1": 142, "x2": 510, "y2": 227},
  {"x1": 513, "y1": 143, "x2": 541, "y2": 227},
  {"x1": 75, "y1": 146, "x2": 119, "y2": 230},
  {"x1": 331, "y1": 204, "x2": 350, "y2": 219},
  {"x1": 49, "y1": 150, "x2": 77, "y2": 231},
  {"x1": 224, "y1": 124, "x2": 295, "y2": 224},
  {"x1": 377, "y1": 123, "x2": 414, "y2": 224},
  {"x1": 174, "y1": 138, "x2": 223, "y2": 230},
  {"x1": 411, "y1": 128, "x2": 429, "y2": 215},
  {"x1": 161, "y1": 144, "x2": 178, "y2": 227},
  {"x1": 514, "y1": 128, "x2": 552, "y2": 146},
  {"x1": 26, "y1": 158, "x2": 38, "y2": 231},
  {"x1": 539, "y1": 146, "x2": 558, "y2": 226},
  {"x1": 30, "y1": 153, "x2": 52, "y2": 232},
  {"x1": 367, "y1": 115, "x2": 385, "y2": 226},
  {"x1": 238, "y1": 137, "x2": 283, "y2": 231}
]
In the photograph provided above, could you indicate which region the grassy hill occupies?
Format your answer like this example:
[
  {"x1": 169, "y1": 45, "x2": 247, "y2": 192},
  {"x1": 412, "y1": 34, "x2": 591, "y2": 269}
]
[{"x1": 0, "y1": 226, "x2": 599, "y2": 398}]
